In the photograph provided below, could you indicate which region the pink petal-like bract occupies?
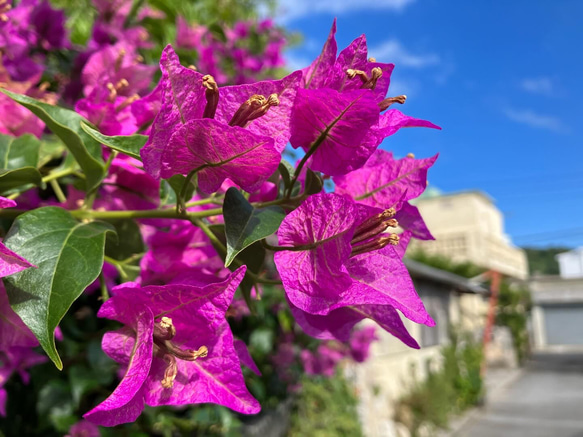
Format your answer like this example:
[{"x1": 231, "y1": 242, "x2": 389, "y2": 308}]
[
  {"x1": 274, "y1": 193, "x2": 434, "y2": 336},
  {"x1": 290, "y1": 88, "x2": 379, "y2": 176},
  {"x1": 142, "y1": 45, "x2": 300, "y2": 187},
  {"x1": 84, "y1": 267, "x2": 260, "y2": 427},
  {"x1": 161, "y1": 118, "x2": 280, "y2": 193},
  {"x1": 334, "y1": 149, "x2": 438, "y2": 208}
]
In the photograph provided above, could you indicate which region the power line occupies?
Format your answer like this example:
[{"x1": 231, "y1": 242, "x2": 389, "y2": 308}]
[{"x1": 513, "y1": 227, "x2": 583, "y2": 243}]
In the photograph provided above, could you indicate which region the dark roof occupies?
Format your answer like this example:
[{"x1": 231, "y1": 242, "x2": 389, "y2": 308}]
[{"x1": 404, "y1": 258, "x2": 488, "y2": 295}]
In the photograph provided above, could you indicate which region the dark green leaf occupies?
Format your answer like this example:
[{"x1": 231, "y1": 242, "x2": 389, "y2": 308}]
[
  {"x1": 166, "y1": 174, "x2": 196, "y2": 204},
  {"x1": 277, "y1": 160, "x2": 293, "y2": 191},
  {"x1": 81, "y1": 122, "x2": 147, "y2": 161},
  {"x1": 208, "y1": 224, "x2": 264, "y2": 312},
  {"x1": 3, "y1": 207, "x2": 115, "y2": 369},
  {"x1": 208, "y1": 22, "x2": 227, "y2": 42},
  {"x1": 304, "y1": 168, "x2": 324, "y2": 195},
  {"x1": 38, "y1": 137, "x2": 66, "y2": 168},
  {"x1": 223, "y1": 187, "x2": 285, "y2": 267},
  {"x1": 0, "y1": 134, "x2": 41, "y2": 169},
  {"x1": 105, "y1": 219, "x2": 144, "y2": 261},
  {"x1": 0, "y1": 167, "x2": 42, "y2": 194},
  {"x1": 235, "y1": 242, "x2": 266, "y2": 309},
  {"x1": 0, "y1": 89, "x2": 105, "y2": 191}
]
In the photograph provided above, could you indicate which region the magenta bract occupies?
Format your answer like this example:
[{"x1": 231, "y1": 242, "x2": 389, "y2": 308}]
[
  {"x1": 84, "y1": 266, "x2": 260, "y2": 427},
  {"x1": 334, "y1": 149, "x2": 438, "y2": 208},
  {"x1": 141, "y1": 45, "x2": 300, "y2": 192},
  {"x1": 274, "y1": 193, "x2": 434, "y2": 342},
  {"x1": 291, "y1": 21, "x2": 439, "y2": 176}
]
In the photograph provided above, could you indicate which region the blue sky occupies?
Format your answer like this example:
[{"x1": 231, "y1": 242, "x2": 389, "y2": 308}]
[{"x1": 274, "y1": 0, "x2": 583, "y2": 248}]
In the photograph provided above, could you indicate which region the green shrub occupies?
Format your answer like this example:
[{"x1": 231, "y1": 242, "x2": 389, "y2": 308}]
[
  {"x1": 395, "y1": 330, "x2": 483, "y2": 436},
  {"x1": 288, "y1": 373, "x2": 363, "y2": 437}
]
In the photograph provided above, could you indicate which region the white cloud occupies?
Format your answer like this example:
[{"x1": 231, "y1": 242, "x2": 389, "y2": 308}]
[
  {"x1": 520, "y1": 77, "x2": 556, "y2": 96},
  {"x1": 369, "y1": 39, "x2": 440, "y2": 68},
  {"x1": 276, "y1": 0, "x2": 415, "y2": 23},
  {"x1": 503, "y1": 108, "x2": 568, "y2": 133},
  {"x1": 284, "y1": 53, "x2": 311, "y2": 71},
  {"x1": 387, "y1": 78, "x2": 419, "y2": 97}
]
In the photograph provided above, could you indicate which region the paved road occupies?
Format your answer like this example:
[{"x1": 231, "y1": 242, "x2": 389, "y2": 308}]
[{"x1": 455, "y1": 353, "x2": 583, "y2": 437}]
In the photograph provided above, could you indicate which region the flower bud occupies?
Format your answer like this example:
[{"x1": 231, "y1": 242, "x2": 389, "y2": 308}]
[
  {"x1": 229, "y1": 93, "x2": 279, "y2": 127},
  {"x1": 202, "y1": 75, "x2": 219, "y2": 119}
]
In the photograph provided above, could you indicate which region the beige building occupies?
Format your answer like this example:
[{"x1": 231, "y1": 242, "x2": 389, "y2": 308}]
[
  {"x1": 409, "y1": 190, "x2": 528, "y2": 280},
  {"x1": 347, "y1": 260, "x2": 488, "y2": 437}
]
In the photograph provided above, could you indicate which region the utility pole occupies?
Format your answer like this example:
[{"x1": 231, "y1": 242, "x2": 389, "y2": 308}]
[{"x1": 481, "y1": 270, "x2": 502, "y2": 377}]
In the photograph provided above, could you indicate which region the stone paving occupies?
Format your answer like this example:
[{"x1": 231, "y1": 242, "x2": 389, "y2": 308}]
[{"x1": 453, "y1": 353, "x2": 583, "y2": 437}]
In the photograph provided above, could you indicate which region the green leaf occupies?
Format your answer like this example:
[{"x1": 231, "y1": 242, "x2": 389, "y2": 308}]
[
  {"x1": 81, "y1": 122, "x2": 147, "y2": 161},
  {"x1": 0, "y1": 167, "x2": 42, "y2": 194},
  {"x1": 105, "y1": 219, "x2": 144, "y2": 261},
  {"x1": 223, "y1": 187, "x2": 285, "y2": 267},
  {"x1": 277, "y1": 160, "x2": 293, "y2": 191},
  {"x1": 0, "y1": 133, "x2": 41, "y2": 169},
  {"x1": 38, "y1": 137, "x2": 66, "y2": 168},
  {"x1": 304, "y1": 168, "x2": 324, "y2": 195},
  {"x1": 207, "y1": 224, "x2": 265, "y2": 311},
  {"x1": 3, "y1": 207, "x2": 115, "y2": 369},
  {"x1": 165, "y1": 174, "x2": 195, "y2": 205},
  {"x1": 0, "y1": 89, "x2": 105, "y2": 192}
]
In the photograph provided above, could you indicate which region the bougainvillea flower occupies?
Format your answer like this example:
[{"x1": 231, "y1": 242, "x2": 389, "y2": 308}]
[
  {"x1": 290, "y1": 21, "x2": 439, "y2": 176},
  {"x1": 289, "y1": 300, "x2": 419, "y2": 349},
  {"x1": 300, "y1": 344, "x2": 344, "y2": 377},
  {"x1": 274, "y1": 193, "x2": 434, "y2": 335},
  {"x1": 139, "y1": 221, "x2": 223, "y2": 285},
  {"x1": 82, "y1": 42, "x2": 156, "y2": 97},
  {"x1": 0, "y1": 0, "x2": 68, "y2": 81},
  {"x1": 65, "y1": 420, "x2": 100, "y2": 437},
  {"x1": 348, "y1": 326, "x2": 379, "y2": 362},
  {"x1": 75, "y1": 86, "x2": 140, "y2": 136},
  {"x1": 29, "y1": 0, "x2": 68, "y2": 50},
  {"x1": 141, "y1": 45, "x2": 300, "y2": 192},
  {"x1": 84, "y1": 266, "x2": 260, "y2": 427},
  {"x1": 290, "y1": 88, "x2": 380, "y2": 176},
  {"x1": 395, "y1": 202, "x2": 434, "y2": 241},
  {"x1": 0, "y1": 64, "x2": 57, "y2": 137},
  {"x1": 335, "y1": 149, "x2": 438, "y2": 209},
  {"x1": 65, "y1": 156, "x2": 159, "y2": 214}
]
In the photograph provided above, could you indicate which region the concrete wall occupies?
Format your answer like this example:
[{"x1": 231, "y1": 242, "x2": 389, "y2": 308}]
[
  {"x1": 409, "y1": 192, "x2": 528, "y2": 280},
  {"x1": 347, "y1": 280, "x2": 487, "y2": 437},
  {"x1": 528, "y1": 275, "x2": 583, "y2": 351}
]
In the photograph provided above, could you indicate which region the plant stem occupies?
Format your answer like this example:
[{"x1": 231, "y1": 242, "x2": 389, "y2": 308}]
[
  {"x1": 286, "y1": 137, "x2": 327, "y2": 198},
  {"x1": 6, "y1": 167, "x2": 79, "y2": 200},
  {"x1": 84, "y1": 151, "x2": 117, "y2": 210},
  {"x1": 99, "y1": 271, "x2": 109, "y2": 301},
  {"x1": 70, "y1": 206, "x2": 224, "y2": 221},
  {"x1": 184, "y1": 195, "x2": 223, "y2": 208},
  {"x1": 49, "y1": 180, "x2": 67, "y2": 204},
  {"x1": 192, "y1": 218, "x2": 280, "y2": 286},
  {"x1": 42, "y1": 167, "x2": 78, "y2": 184},
  {"x1": 177, "y1": 168, "x2": 204, "y2": 214}
]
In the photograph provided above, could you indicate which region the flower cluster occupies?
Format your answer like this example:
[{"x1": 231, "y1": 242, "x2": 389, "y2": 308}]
[
  {"x1": 0, "y1": 4, "x2": 440, "y2": 432},
  {"x1": 176, "y1": 17, "x2": 286, "y2": 85}
]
